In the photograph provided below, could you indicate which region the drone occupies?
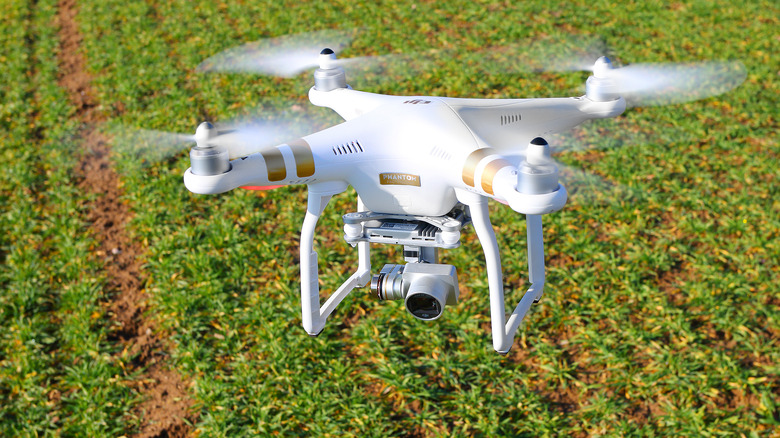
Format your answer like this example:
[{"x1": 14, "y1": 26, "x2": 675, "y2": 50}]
[{"x1": 176, "y1": 34, "x2": 744, "y2": 354}]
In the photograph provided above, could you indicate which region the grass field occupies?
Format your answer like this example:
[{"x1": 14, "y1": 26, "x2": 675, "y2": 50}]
[{"x1": 1, "y1": 0, "x2": 778, "y2": 436}]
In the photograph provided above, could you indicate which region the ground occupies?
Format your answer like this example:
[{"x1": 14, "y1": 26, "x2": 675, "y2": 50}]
[{"x1": 0, "y1": 0, "x2": 777, "y2": 436}]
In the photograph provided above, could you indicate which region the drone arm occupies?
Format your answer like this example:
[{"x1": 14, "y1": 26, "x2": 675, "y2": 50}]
[
  {"x1": 308, "y1": 87, "x2": 409, "y2": 120},
  {"x1": 445, "y1": 96, "x2": 626, "y2": 151},
  {"x1": 300, "y1": 183, "x2": 371, "y2": 335},
  {"x1": 456, "y1": 189, "x2": 547, "y2": 354},
  {"x1": 184, "y1": 152, "x2": 292, "y2": 195}
]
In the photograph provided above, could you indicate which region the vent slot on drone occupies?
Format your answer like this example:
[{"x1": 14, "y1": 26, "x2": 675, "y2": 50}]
[
  {"x1": 367, "y1": 221, "x2": 439, "y2": 243},
  {"x1": 332, "y1": 140, "x2": 364, "y2": 156},
  {"x1": 500, "y1": 114, "x2": 522, "y2": 126}
]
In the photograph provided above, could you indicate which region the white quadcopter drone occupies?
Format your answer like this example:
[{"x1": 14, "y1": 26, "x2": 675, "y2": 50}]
[{"x1": 178, "y1": 35, "x2": 744, "y2": 354}]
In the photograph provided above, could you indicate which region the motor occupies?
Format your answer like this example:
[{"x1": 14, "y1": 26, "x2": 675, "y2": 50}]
[{"x1": 189, "y1": 121, "x2": 230, "y2": 176}]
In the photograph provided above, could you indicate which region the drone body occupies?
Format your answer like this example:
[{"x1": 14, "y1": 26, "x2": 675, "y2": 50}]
[
  {"x1": 180, "y1": 45, "x2": 743, "y2": 353},
  {"x1": 185, "y1": 88, "x2": 624, "y2": 216}
]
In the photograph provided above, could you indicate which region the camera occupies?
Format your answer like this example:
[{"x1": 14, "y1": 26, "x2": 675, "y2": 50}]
[{"x1": 371, "y1": 263, "x2": 459, "y2": 320}]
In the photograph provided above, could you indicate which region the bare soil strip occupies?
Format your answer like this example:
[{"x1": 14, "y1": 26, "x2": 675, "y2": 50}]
[{"x1": 56, "y1": 1, "x2": 195, "y2": 436}]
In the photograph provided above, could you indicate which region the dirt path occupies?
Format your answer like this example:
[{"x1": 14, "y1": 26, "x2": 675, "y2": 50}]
[{"x1": 56, "y1": 1, "x2": 195, "y2": 436}]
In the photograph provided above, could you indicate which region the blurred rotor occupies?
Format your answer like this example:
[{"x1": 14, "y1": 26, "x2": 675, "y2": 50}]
[
  {"x1": 197, "y1": 29, "x2": 360, "y2": 77},
  {"x1": 196, "y1": 31, "x2": 611, "y2": 82},
  {"x1": 112, "y1": 115, "x2": 323, "y2": 166},
  {"x1": 580, "y1": 57, "x2": 747, "y2": 107}
]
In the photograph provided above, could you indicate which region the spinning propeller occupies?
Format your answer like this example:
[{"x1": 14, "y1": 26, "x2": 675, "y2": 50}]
[
  {"x1": 578, "y1": 56, "x2": 746, "y2": 106},
  {"x1": 197, "y1": 29, "x2": 364, "y2": 78},
  {"x1": 119, "y1": 116, "x2": 322, "y2": 165}
]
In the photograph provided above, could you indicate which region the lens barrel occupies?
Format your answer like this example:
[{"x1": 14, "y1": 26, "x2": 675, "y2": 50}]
[{"x1": 371, "y1": 264, "x2": 405, "y2": 300}]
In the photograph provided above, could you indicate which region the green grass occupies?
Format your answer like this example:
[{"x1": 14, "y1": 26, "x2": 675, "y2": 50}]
[
  {"x1": 0, "y1": 0, "x2": 136, "y2": 436},
  {"x1": 2, "y1": 0, "x2": 778, "y2": 436}
]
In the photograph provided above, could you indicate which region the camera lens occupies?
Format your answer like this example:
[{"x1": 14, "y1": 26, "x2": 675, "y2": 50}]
[
  {"x1": 373, "y1": 263, "x2": 458, "y2": 321},
  {"x1": 405, "y1": 294, "x2": 442, "y2": 320}
]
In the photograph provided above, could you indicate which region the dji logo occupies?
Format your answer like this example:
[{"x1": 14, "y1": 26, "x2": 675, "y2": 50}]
[{"x1": 404, "y1": 99, "x2": 431, "y2": 104}]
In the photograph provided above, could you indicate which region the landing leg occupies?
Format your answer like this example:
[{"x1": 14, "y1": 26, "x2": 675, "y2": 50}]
[
  {"x1": 299, "y1": 185, "x2": 371, "y2": 336},
  {"x1": 456, "y1": 190, "x2": 547, "y2": 354}
]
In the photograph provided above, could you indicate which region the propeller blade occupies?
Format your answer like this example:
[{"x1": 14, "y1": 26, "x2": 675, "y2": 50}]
[
  {"x1": 197, "y1": 29, "x2": 356, "y2": 77},
  {"x1": 112, "y1": 116, "x2": 322, "y2": 166},
  {"x1": 601, "y1": 61, "x2": 747, "y2": 107},
  {"x1": 111, "y1": 128, "x2": 194, "y2": 164},
  {"x1": 209, "y1": 118, "x2": 318, "y2": 159}
]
